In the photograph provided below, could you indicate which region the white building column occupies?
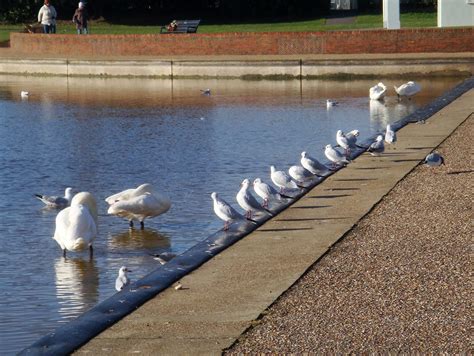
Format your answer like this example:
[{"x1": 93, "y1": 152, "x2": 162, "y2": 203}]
[{"x1": 383, "y1": 0, "x2": 400, "y2": 29}]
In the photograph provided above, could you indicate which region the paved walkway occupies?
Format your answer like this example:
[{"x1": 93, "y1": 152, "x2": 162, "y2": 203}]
[{"x1": 76, "y1": 89, "x2": 473, "y2": 354}]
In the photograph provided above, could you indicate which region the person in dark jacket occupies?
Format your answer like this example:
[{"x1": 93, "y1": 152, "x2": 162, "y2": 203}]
[{"x1": 72, "y1": 2, "x2": 88, "y2": 34}]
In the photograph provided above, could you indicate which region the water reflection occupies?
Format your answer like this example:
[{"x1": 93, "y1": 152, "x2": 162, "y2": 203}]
[
  {"x1": 108, "y1": 228, "x2": 171, "y2": 251},
  {"x1": 54, "y1": 257, "x2": 99, "y2": 321}
]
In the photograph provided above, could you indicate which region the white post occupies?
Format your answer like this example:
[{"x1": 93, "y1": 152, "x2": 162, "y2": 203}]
[{"x1": 383, "y1": 0, "x2": 400, "y2": 29}]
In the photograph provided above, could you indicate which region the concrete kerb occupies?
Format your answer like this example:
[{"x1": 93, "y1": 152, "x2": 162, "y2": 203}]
[{"x1": 21, "y1": 77, "x2": 474, "y2": 354}]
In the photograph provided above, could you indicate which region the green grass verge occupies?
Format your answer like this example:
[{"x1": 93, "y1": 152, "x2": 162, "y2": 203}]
[{"x1": 0, "y1": 11, "x2": 437, "y2": 43}]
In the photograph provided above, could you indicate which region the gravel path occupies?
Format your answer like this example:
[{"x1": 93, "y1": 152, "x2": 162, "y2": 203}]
[{"x1": 226, "y1": 116, "x2": 472, "y2": 354}]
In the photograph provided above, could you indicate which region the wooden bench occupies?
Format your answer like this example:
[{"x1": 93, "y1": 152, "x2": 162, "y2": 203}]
[{"x1": 160, "y1": 20, "x2": 201, "y2": 34}]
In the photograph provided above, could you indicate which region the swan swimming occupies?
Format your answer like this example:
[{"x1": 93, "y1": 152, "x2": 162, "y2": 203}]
[
  {"x1": 35, "y1": 187, "x2": 74, "y2": 209},
  {"x1": 106, "y1": 183, "x2": 171, "y2": 229},
  {"x1": 53, "y1": 192, "x2": 98, "y2": 257},
  {"x1": 369, "y1": 82, "x2": 387, "y2": 101},
  {"x1": 394, "y1": 81, "x2": 421, "y2": 99}
]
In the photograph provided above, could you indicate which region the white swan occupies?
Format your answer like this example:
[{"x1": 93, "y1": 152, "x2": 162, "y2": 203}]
[
  {"x1": 369, "y1": 82, "x2": 387, "y2": 101},
  {"x1": 53, "y1": 192, "x2": 98, "y2": 257},
  {"x1": 106, "y1": 183, "x2": 171, "y2": 229},
  {"x1": 394, "y1": 81, "x2": 421, "y2": 99}
]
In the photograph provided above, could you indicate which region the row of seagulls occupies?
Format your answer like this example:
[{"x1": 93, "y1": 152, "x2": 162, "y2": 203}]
[
  {"x1": 105, "y1": 183, "x2": 171, "y2": 229},
  {"x1": 253, "y1": 178, "x2": 287, "y2": 208},
  {"x1": 211, "y1": 192, "x2": 252, "y2": 231},
  {"x1": 35, "y1": 187, "x2": 74, "y2": 209},
  {"x1": 301, "y1": 151, "x2": 331, "y2": 176},
  {"x1": 325, "y1": 144, "x2": 350, "y2": 168},
  {"x1": 271, "y1": 165, "x2": 300, "y2": 193}
]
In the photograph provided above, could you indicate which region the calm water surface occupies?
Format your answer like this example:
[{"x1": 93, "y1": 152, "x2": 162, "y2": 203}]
[{"x1": 0, "y1": 75, "x2": 463, "y2": 354}]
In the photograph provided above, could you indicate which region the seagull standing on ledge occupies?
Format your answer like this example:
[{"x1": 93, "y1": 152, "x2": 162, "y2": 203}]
[
  {"x1": 115, "y1": 266, "x2": 131, "y2": 291},
  {"x1": 270, "y1": 165, "x2": 300, "y2": 193},
  {"x1": 324, "y1": 145, "x2": 350, "y2": 168},
  {"x1": 301, "y1": 151, "x2": 330, "y2": 176},
  {"x1": 253, "y1": 178, "x2": 289, "y2": 208},
  {"x1": 211, "y1": 192, "x2": 248, "y2": 231},
  {"x1": 236, "y1": 179, "x2": 273, "y2": 219},
  {"x1": 367, "y1": 135, "x2": 385, "y2": 156}
]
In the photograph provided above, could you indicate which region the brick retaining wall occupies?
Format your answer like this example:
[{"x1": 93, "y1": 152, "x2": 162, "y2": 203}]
[{"x1": 10, "y1": 27, "x2": 474, "y2": 57}]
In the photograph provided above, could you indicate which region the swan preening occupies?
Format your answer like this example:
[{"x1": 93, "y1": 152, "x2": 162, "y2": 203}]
[
  {"x1": 369, "y1": 82, "x2": 387, "y2": 101},
  {"x1": 394, "y1": 81, "x2": 421, "y2": 99},
  {"x1": 105, "y1": 183, "x2": 171, "y2": 229},
  {"x1": 35, "y1": 187, "x2": 74, "y2": 209},
  {"x1": 53, "y1": 192, "x2": 98, "y2": 257}
]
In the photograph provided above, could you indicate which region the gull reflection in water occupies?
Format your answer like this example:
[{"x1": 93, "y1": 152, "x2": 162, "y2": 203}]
[
  {"x1": 107, "y1": 228, "x2": 171, "y2": 252},
  {"x1": 369, "y1": 99, "x2": 390, "y2": 127},
  {"x1": 54, "y1": 257, "x2": 99, "y2": 321}
]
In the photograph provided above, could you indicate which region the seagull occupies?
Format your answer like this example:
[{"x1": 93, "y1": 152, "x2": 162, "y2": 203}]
[
  {"x1": 270, "y1": 165, "x2": 300, "y2": 193},
  {"x1": 200, "y1": 88, "x2": 211, "y2": 95},
  {"x1": 367, "y1": 135, "x2": 385, "y2": 156},
  {"x1": 35, "y1": 187, "x2": 74, "y2": 209},
  {"x1": 106, "y1": 183, "x2": 171, "y2": 229},
  {"x1": 369, "y1": 82, "x2": 387, "y2": 101},
  {"x1": 336, "y1": 130, "x2": 351, "y2": 155},
  {"x1": 115, "y1": 266, "x2": 131, "y2": 291},
  {"x1": 288, "y1": 165, "x2": 314, "y2": 186},
  {"x1": 326, "y1": 99, "x2": 338, "y2": 108},
  {"x1": 424, "y1": 152, "x2": 444, "y2": 167},
  {"x1": 20, "y1": 91, "x2": 29, "y2": 98},
  {"x1": 253, "y1": 178, "x2": 290, "y2": 208},
  {"x1": 211, "y1": 192, "x2": 252, "y2": 231},
  {"x1": 236, "y1": 178, "x2": 273, "y2": 219},
  {"x1": 385, "y1": 124, "x2": 397, "y2": 144},
  {"x1": 324, "y1": 145, "x2": 350, "y2": 168},
  {"x1": 150, "y1": 251, "x2": 176, "y2": 265},
  {"x1": 394, "y1": 81, "x2": 421, "y2": 100},
  {"x1": 301, "y1": 151, "x2": 331, "y2": 176},
  {"x1": 345, "y1": 129, "x2": 362, "y2": 149},
  {"x1": 53, "y1": 192, "x2": 98, "y2": 257}
]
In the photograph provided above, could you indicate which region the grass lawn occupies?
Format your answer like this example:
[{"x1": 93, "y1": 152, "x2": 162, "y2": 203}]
[{"x1": 0, "y1": 11, "x2": 437, "y2": 43}]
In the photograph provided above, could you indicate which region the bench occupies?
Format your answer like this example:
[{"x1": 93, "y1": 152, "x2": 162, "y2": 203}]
[{"x1": 160, "y1": 20, "x2": 201, "y2": 34}]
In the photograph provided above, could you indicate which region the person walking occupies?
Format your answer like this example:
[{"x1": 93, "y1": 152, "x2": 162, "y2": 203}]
[
  {"x1": 38, "y1": 0, "x2": 57, "y2": 34},
  {"x1": 72, "y1": 2, "x2": 89, "y2": 34}
]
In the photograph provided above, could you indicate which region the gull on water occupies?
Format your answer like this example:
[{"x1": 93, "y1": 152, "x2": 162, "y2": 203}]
[
  {"x1": 326, "y1": 99, "x2": 338, "y2": 108},
  {"x1": 270, "y1": 165, "x2": 300, "y2": 193},
  {"x1": 115, "y1": 266, "x2": 131, "y2": 291},
  {"x1": 394, "y1": 81, "x2": 421, "y2": 100},
  {"x1": 211, "y1": 192, "x2": 251, "y2": 231},
  {"x1": 288, "y1": 165, "x2": 314, "y2": 186},
  {"x1": 367, "y1": 135, "x2": 385, "y2": 156},
  {"x1": 324, "y1": 144, "x2": 350, "y2": 168},
  {"x1": 35, "y1": 187, "x2": 74, "y2": 209},
  {"x1": 236, "y1": 178, "x2": 273, "y2": 219},
  {"x1": 369, "y1": 82, "x2": 387, "y2": 101},
  {"x1": 385, "y1": 124, "x2": 397, "y2": 144},
  {"x1": 424, "y1": 152, "x2": 444, "y2": 167},
  {"x1": 200, "y1": 88, "x2": 211, "y2": 95},
  {"x1": 150, "y1": 251, "x2": 176, "y2": 265},
  {"x1": 336, "y1": 130, "x2": 351, "y2": 155},
  {"x1": 253, "y1": 178, "x2": 290, "y2": 208},
  {"x1": 53, "y1": 192, "x2": 98, "y2": 257},
  {"x1": 20, "y1": 91, "x2": 29, "y2": 98},
  {"x1": 301, "y1": 151, "x2": 330, "y2": 176},
  {"x1": 106, "y1": 183, "x2": 171, "y2": 229}
]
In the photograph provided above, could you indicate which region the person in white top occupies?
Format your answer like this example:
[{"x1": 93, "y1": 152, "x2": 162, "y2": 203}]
[{"x1": 38, "y1": 0, "x2": 57, "y2": 34}]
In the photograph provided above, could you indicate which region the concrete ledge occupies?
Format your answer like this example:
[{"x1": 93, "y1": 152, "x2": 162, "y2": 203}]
[{"x1": 0, "y1": 56, "x2": 473, "y2": 78}]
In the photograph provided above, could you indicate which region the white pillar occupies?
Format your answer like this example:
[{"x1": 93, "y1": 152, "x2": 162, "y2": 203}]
[{"x1": 383, "y1": 0, "x2": 400, "y2": 29}]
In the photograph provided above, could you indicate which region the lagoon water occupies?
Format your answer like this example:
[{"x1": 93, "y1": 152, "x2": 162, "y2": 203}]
[{"x1": 0, "y1": 75, "x2": 464, "y2": 354}]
